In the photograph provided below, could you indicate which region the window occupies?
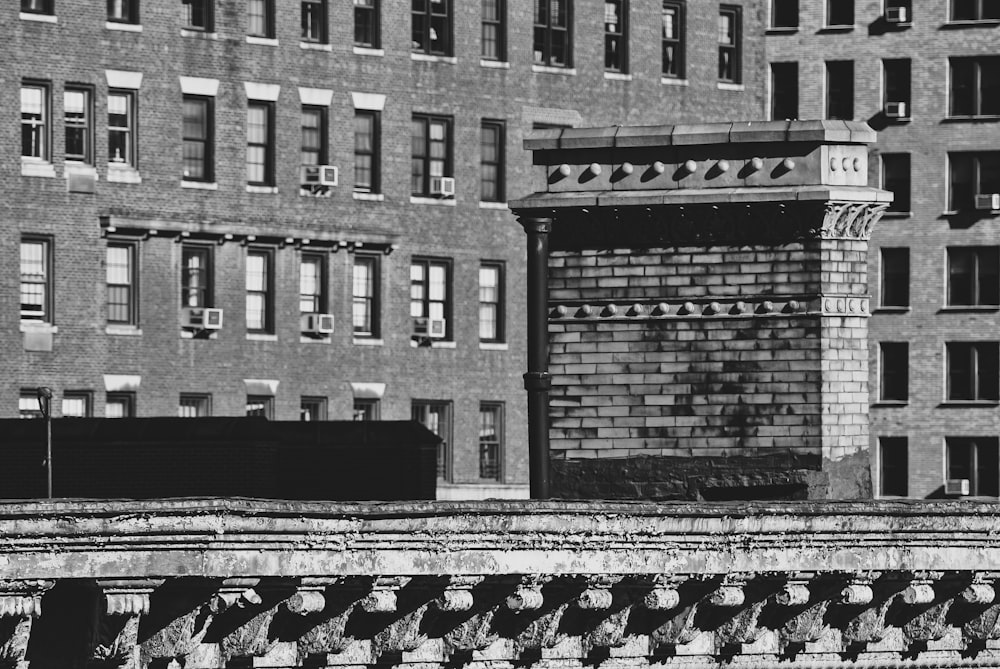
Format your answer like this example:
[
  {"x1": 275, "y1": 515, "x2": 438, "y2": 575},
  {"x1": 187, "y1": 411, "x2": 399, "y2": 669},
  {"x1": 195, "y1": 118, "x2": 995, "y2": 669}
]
[
  {"x1": 354, "y1": 0, "x2": 379, "y2": 47},
  {"x1": 480, "y1": 121, "x2": 504, "y2": 202},
  {"x1": 246, "y1": 249, "x2": 273, "y2": 333},
  {"x1": 302, "y1": 0, "x2": 327, "y2": 42},
  {"x1": 949, "y1": 152, "x2": 1000, "y2": 211},
  {"x1": 826, "y1": 0, "x2": 853, "y2": 25},
  {"x1": 246, "y1": 395, "x2": 273, "y2": 418},
  {"x1": 108, "y1": 90, "x2": 136, "y2": 166},
  {"x1": 482, "y1": 0, "x2": 506, "y2": 61},
  {"x1": 64, "y1": 87, "x2": 92, "y2": 164},
  {"x1": 107, "y1": 243, "x2": 137, "y2": 325},
  {"x1": 412, "y1": 401, "x2": 452, "y2": 480},
  {"x1": 179, "y1": 394, "x2": 211, "y2": 417},
  {"x1": 300, "y1": 253, "x2": 326, "y2": 314},
  {"x1": 947, "y1": 342, "x2": 1000, "y2": 401},
  {"x1": 411, "y1": 258, "x2": 451, "y2": 340},
  {"x1": 770, "y1": 62, "x2": 798, "y2": 120},
  {"x1": 661, "y1": 2, "x2": 684, "y2": 78},
  {"x1": 353, "y1": 254, "x2": 379, "y2": 337},
  {"x1": 248, "y1": 0, "x2": 274, "y2": 37},
  {"x1": 479, "y1": 403, "x2": 503, "y2": 481},
  {"x1": 184, "y1": 0, "x2": 213, "y2": 30},
  {"x1": 20, "y1": 238, "x2": 51, "y2": 322},
  {"x1": 411, "y1": 115, "x2": 452, "y2": 196},
  {"x1": 826, "y1": 60, "x2": 854, "y2": 120},
  {"x1": 534, "y1": 0, "x2": 572, "y2": 67},
  {"x1": 881, "y1": 153, "x2": 911, "y2": 213},
  {"x1": 22, "y1": 0, "x2": 54, "y2": 14},
  {"x1": 62, "y1": 392, "x2": 92, "y2": 418},
  {"x1": 880, "y1": 248, "x2": 910, "y2": 308},
  {"x1": 19, "y1": 392, "x2": 42, "y2": 419},
  {"x1": 301, "y1": 397, "x2": 327, "y2": 421},
  {"x1": 412, "y1": 0, "x2": 452, "y2": 56},
  {"x1": 354, "y1": 110, "x2": 380, "y2": 193},
  {"x1": 948, "y1": 437, "x2": 999, "y2": 497},
  {"x1": 108, "y1": 0, "x2": 139, "y2": 23},
  {"x1": 106, "y1": 392, "x2": 135, "y2": 418},
  {"x1": 879, "y1": 342, "x2": 908, "y2": 402},
  {"x1": 771, "y1": 0, "x2": 798, "y2": 27},
  {"x1": 718, "y1": 6, "x2": 741, "y2": 83},
  {"x1": 182, "y1": 96, "x2": 213, "y2": 182},
  {"x1": 479, "y1": 263, "x2": 504, "y2": 342},
  {"x1": 604, "y1": 0, "x2": 628, "y2": 73},
  {"x1": 181, "y1": 245, "x2": 213, "y2": 308},
  {"x1": 879, "y1": 437, "x2": 908, "y2": 497},
  {"x1": 950, "y1": 57, "x2": 1000, "y2": 118},
  {"x1": 21, "y1": 83, "x2": 49, "y2": 160},
  {"x1": 246, "y1": 102, "x2": 274, "y2": 186},
  {"x1": 301, "y1": 106, "x2": 328, "y2": 167},
  {"x1": 952, "y1": 0, "x2": 1000, "y2": 20},
  {"x1": 353, "y1": 398, "x2": 379, "y2": 421},
  {"x1": 948, "y1": 247, "x2": 999, "y2": 306},
  {"x1": 883, "y1": 59, "x2": 911, "y2": 118}
]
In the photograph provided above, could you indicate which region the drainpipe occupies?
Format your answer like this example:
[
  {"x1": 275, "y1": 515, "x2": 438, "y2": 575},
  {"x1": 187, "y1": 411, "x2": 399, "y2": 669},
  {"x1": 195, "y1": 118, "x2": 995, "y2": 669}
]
[{"x1": 519, "y1": 216, "x2": 552, "y2": 499}]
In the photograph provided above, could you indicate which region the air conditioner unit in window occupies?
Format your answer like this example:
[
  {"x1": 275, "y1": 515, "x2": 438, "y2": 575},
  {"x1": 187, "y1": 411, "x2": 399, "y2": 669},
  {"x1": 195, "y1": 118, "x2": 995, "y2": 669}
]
[
  {"x1": 975, "y1": 193, "x2": 1000, "y2": 210},
  {"x1": 301, "y1": 312, "x2": 335, "y2": 335},
  {"x1": 300, "y1": 165, "x2": 339, "y2": 187},
  {"x1": 183, "y1": 307, "x2": 224, "y2": 330},
  {"x1": 885, "y1": 6, "x2": 908, "y2": 23},
  {"x1": 884, "y1": 101, "x2": 908, "y2": 118},
  {"x1": 428, "y1": 317, "x2": 447, "y2": 338},
  {"x1": 945, "y1": 478, "x2": 971, "y2": 496},
  {"x1": 430, "y1": 176, "x2": 456, "y2": 198}
]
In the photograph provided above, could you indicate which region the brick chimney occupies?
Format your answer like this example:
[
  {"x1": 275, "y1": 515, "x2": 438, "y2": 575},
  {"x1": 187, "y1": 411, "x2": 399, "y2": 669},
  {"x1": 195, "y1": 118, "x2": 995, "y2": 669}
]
[{"x1": 510, "y1": 121, "x2": 890, "y2": 500}]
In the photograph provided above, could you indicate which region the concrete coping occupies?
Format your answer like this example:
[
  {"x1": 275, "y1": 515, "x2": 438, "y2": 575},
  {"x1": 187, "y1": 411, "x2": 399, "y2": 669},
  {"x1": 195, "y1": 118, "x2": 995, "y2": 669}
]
[{"x1": 524, "y1": 120, "x2": 877, "y2": 151}]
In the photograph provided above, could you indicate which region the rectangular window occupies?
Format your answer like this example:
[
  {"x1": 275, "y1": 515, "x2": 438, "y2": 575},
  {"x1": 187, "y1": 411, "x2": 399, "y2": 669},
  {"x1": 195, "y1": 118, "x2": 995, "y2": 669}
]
[
  {"x1": 354, "y1": 110, "x2": 380, "y2": 193},
  {"x1": 879, "y1": 437, "x2": 908, "y2": 497},
  {"x1": 106, "y1": 242, "x2": 137, "y2": 325},
  {"x1": 479, "y1": 262, "x2": 504, "y2": 342},
  {"x1": 353, "y1": 398, "x2": 380, "y2": 421},
  {"x1": 411, "y1": 258, "x2": 452, "y2": 340},
  {"x1": 64, "y1": 87, "x2": 93, "y2": 164},
  {"x1": 770, "y1": 62, "x2": 798, "y2": 120},
  {"x1": 718, "y1": 6, "x2": 741, "y2": 83},
  {"x1": 880, "y1": 248, "x2": 910, "y2": 308},
  {"x1": 826, "y1": 60, "x2": 854, "y2": 120},
  {"x1": 879, "y1": 342, "x2": 908, "y2": 402},
  {"x1": 949, "y1": 152, "x2": 1000, "y2": 211},
  {"x1": 948, "y1": 437, "x2": 999, "y2": 497},
  {"x1": 21, "y1": 82, "x2": 49, "y2": 160},
  {"x1": 181, "y1": 245, "x2": 213, "y2": 308},
  {"x1": 108, "y1": 90, "x2": 136, "y2": 166},
  {"x1": 412, "y1": 0, "x2": 452, "y2": 55},
  {"x1": 182, "y1": 95, "x2": 213, "y2": 182},
  {"x1": 19, "y1": 392, "x2": 42, "y2": 419},
  {"x1": 412, "y1": 401, "x2": 452, "y2": 480},
  {"x1": 826, "y1": 0, "x2": 853, "y2": 25},
  {"x1": 883, "y1": 59, "x2": 911, "y2": 118},
  {"x1": 105, "y1": 392, "x2": 135, "y2": 418},
  {"x1": 184, "y1": 0, "x2": 213, "y2": 31},
  {"x1": 248, "y1": 0, "x2": 274, "y2": 37},
  {"x1": 354, "y1": 0, "x2": 379, "y2": 47},
  {"x1": 479, "y1": 403, "x2": 503, "y2": 481},
  {"x1": 300, "y1": 253, "x2": 326, "y2": 314},
  {"x1": 246, "y1": 249, "x2": 274, "y2": 333},
  {"x1": 661, "y1": 1, "x2": 684, "y2": 78},
  {"x1": 604, "y1": 0, "x2": 628, "y2": 73},
  {"x1": 246, "y1": 102, "x2": 274, "y2": 186},
  {"x1": 881, "y1": 153, "x2": 911, "y2": 213},
  {"x1": 108, "y1": 0, "x2": 139, "y2": 23},
  {"x1": 246, "y1": 395, "x2": 274, "y2": 418},
  {"x1": 771, "y1": 0, "x2": 798, "y2": 27},
  {"x1": 950, "y1": 57, "x2": 1000, "y2": 117},
  {"x1": 179, "y1": 394, "x2": 211, "y2": 417},
  {"x1": 411, "y1": 114, "x2": 452, "y2": 196},
  {"x1": 302, "y1": 0, "x2": 327, "y2": 42},
  {"x1": 952, "y1": 0, "x2": 1000, "y2": 20},
  {"x1": 534, "y1": 0, "x2": 572, "y2": 67},
  {"x1": 480, "y1": 121, "x2": 504, "y2": 202},
  {"x1": 353, "y1": 254, "x2": 380, "y2": 337},
  {"x1": 948, "y1": 247, "x2": 1000, "y2": 306},
  {"x1": 22, "y1": 0, "x2": 54, "y2": 14},
  {"x1": 482, "y1": 0, "x2": 506, "y2": 61},
  {"x1": 301, "y1": 106, "x2": 328, "y2": 167},
  {"x1": 300, "y1": 396, "x2": 327, "y2": 421},
  {"x1": 947, "y1": 342, "x2": 1000, "y2": 401},
  {"x1": 20, "y1": 238, "x2": 51, "y2": 322},
  {"x1": 62, "y1": 392, "x2": 92, "y2": 418}
]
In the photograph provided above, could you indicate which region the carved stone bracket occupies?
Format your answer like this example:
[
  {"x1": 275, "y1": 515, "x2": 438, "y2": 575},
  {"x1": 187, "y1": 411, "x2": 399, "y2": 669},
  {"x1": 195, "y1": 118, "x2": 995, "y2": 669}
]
[
  {"x1": 93, "y1": 580, "x2": 162, "y2": 669},
  {"x1": 213, "y1": 580, "x2": 290, "y2": 661},
  {"x1": 838, "y1": 576, "x2": 899, "y2": 646},
  {"x1": 900, "y1": 576, "x2": 953, "y2": 645},
  {"x1": 820, "y1": 201, "x2": 888, "y2": 241},
  {"x1": 777, "y1": 579, "x2": 831, "y2": 648},
  {"x1": 0, "y1": 580, "x2": 52, "y2": 669}
]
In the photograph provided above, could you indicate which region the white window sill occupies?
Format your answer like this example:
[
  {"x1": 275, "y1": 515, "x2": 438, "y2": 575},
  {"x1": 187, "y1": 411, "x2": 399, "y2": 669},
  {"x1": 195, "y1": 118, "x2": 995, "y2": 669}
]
[
  {"x1": 479, "y1": 201, "x2": 508, "y2": 210},
  {"x1": 353, "y1": 191, "x2": 385, "y2": 201},
  {"x1": 480, "y1": 342, "x2": 508, "y2": 351},
  {"x1": 411, "y1": 339, "x2": 457, "y2": 349},
  {"x1": 662, "y1": 77, "x2": 689, "y2": 86},
  {"x1": 246, "y1": 36, "x2": 278, "y2": 46},
  {"x1": 532, "y1": 64, "x2": 576, "y2": 75},
  {"x1": 246, "y1": 333, "x2": 278, "y2": 341},
  {"x1": 354, "y1": 337, "x2": 384, "y2": 346},
  {"x1": 718, "y1": 82, "x2": 745, "y2": 91},
  {"x1": 21, "y1": 159, "x2": 56, "y2": 178},
  {"x1": 353, "y1": 46, "x2": 384, "y2": 56},
  {"x1": 107, "y1": 164, "x2": 142, "y2": 183},
  {"x1": 480, "y1": 59, "x2": 510, "y2": 69},
  {"x1": 410, "y1": 196, "x2": 456, "y2": 206},
  {"x1": 411, "y1": 53, "x2": 457, "y2": 64},
  {"x1": 20, "y1": 322, "x2": 57, "y2": 334},
  {"x1": 604, "y1": 71, "x2": 632, "y2": 81},
  {"x1": 20, "y1": 12, "x2": 57, "y2": 22},
  {"x1": 106, "y1": 325, "x2": 142, "y2": 336},
  {"x1": 106, "y1": 21, "x2": 142, "y2": 32},
  {"x1": 300, "y1": 41, "x2": 332, "y2": 51},
  {"x1": 246, "y1": 185, "x2": 278, "y2": 194},
  {"x1": 181, "y1": 29, "x2": 218, "y2": 39},
  {"x1": 182, "y1": 180, "x2": 218, "y2": 190},
  {"x1": 300, "y1": 335, "x2": 331, "y2": 343}
]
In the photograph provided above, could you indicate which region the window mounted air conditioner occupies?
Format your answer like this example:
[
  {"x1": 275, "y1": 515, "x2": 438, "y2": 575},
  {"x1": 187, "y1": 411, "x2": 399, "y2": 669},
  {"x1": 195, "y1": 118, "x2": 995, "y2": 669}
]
[
  {"x1": 945, "y1": 478, "x2": 970, "y2": 496},
  {"x1": 884, "y1": 101, "x2": 908, "y2": 118},
  {"x1": 975, "y1": 193, "x2": 1000, "y2": 210},
  {"x1": 183, "y1": 307, "x2": 224, "y2": 330},
  {"x1": 429, "y1": 176, "x2": 456, "y2": 198},
  {"x1": 300, "y1": 165, "x2": 339, "y2": 187},
  {"x1": 428, "y1": 317, "x2": 447, "y2": 338},
  {"x1": 885, "y1": 6, "x2": 908, "y2": 23},
  {"x1": 301, "y1": 313, "x2": 335, "y2": 335}
]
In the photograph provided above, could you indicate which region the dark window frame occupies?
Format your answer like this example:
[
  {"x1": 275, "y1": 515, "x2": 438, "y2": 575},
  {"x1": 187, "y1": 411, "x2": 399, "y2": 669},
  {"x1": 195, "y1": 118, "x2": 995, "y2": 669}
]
[
  {"x1": 21, "y1": 0, "x2": 54, "y2": 15},
  {"x1": 248, "y1": 0, "x2": 275, "y2": 38},
  {"x1": 246, "y1": 247, "x2": 275, "y2": 334},
  {"x1": 246, "y1": 395, "x2": 274, "y2": 418},
  {"x1": 718, "y1": 6, "x2": 741, "y2": 83},
  {"x1": 949, "y1": 152, "x2": 1000, "y2": 211},
  {"x1": 951, "y1": 0, "x2": 1000, "y2": 21},
  {"x1": 879, "y1": 437, "x2": 908, "y2": 497},
  {"x1": 826, "y1": 0, "x2": 854, "y2": 26},
  {"x1": 108, "y1": 0, "x2": 139, "y2": 24},
  {"x1": 182, "y1": 94, "x2": 214, "y2": 182},
  {"x1": 770, "y1": 62, "x2": 798, "y2": 120},
  {"x1": 879, "y1": 342, "x2": 909, "y2": 402},
  {"x1": 61, "y1": 391, "x2": 93, "y2": 418},
  {"x1": 299, "y1": 251, "x2": 328, "y2": 315},
  {"x1": 534, "y1": 0, "x2": 573, "y2": 68},
  {"x1": 947, "y1": 437, "x2": 999, "y2": 497},
  {"x1": 411, "y1": 114, "x2": 453, "y2": 197},
  {"x1": 880, "y1": 247, "x2": 910, "y2": 308},
  {"x1": 64, "y1": 85, "x2": 94, "y2": 164},
  {"x1": 604, "y1": 0, "x2": 628, "y2": 73},
  {"x1": 883, "y1": 58, "x2": 911, "y2": 119},
  {"x1": 478, "y1": 402, "x2": 504, "y2": 481},
  {"x1": 412, "y1": 400, "x2": 453, "y2": 481},
  {"x1": 947, "y1": 341, "x2": 1000, "y2": 402},
  {"x1": 105, "y1": 392, "x2": 136, "y2": 418},
  {"x1": 353, "y1": 398, "x2": 380, "y2": 421},
  {"x1": 949, "y1": 57, "x2": 1000, "y2": 118},
  {"x1": 412, "y1": 0, "x2": 453, "y2": 56},
  {"x1": 300, "y1": 396, "x2": 328, "y2": 421},
  {"x1": 301, "y1": 105, "x2": 328, "y2": 167},
  {"x1": 770, "y1": 0, "x2": 798, "y2": 28},
  {"x1": 181, "y1": 244, "x2": 214, "y2": 308},
  {"x1": 352, "y1": 253, "x2": 380, "y2": 338},
  {"x1": 479, "y1": 261, "x2": 505, "y2": 343},
  {"x1": 106, "y1": 240, "x2": 139, "y2": 326},
  {"x1": 661, "y1": 1, "x2": 685, "y2": 78},
  {"x1": 20, "y1": 236, "x2": 53, "y2": 323},
  {"x1": 246, "y1": 100, "x2": 275, "y2": 187},
  {"x1": 826, "y1": 60, "x2": 854, "y2": 120},
  {"x1": 179, "y1": 393, "x2": 212, "y2": 417},
  {"x1": 354, "y1": 110, "x2": 381, "y2": 193},
  {"x1": 184, "y1": 0, "x2": 213, "y2": 31},
  {"x1": 354, "y1": 0, "x2": 380, "y2": 47},
  {"x1": 21, "y1": 80, "x2": 50, "y2": 161},
  {"x1": 411, "y1": 257, "x2": 453, "y2": 341},
  {"x1": 301, "y1": 0, "x2": 328, "y2": 43},
  {"x1": 881, "y1": 153, "x2": 911, "y2": 213},
  {"x1": 948, "y1": 246, "x2": 1000, "y2": 307},
  {"x1": 19, "y1": 391, "x2": 43, "y2": 419},
  {"x1": 482, "y1": 0, "x2": 506, "y2": 61},
  {"x1": 480, "y1": 120, "x2": 505, "y2": 203},
  {"x1": 108, "y1": 89, "x2": 137, "y2": 166}
]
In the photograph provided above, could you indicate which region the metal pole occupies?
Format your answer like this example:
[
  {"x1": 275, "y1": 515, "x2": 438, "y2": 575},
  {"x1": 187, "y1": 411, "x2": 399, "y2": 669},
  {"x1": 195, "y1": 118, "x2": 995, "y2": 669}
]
[
  {"x1": 519, "y1": 216, "x2": 552, "y2": 499},
  {"x1": 36, "y1": 387, "x2": 53, "y2": 498}
]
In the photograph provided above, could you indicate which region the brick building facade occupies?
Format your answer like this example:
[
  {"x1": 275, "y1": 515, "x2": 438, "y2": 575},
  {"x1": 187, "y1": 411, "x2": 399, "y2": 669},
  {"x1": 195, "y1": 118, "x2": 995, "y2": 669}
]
[{"x1": 5, "y1": 0, "x2": 762, "y2": 497}]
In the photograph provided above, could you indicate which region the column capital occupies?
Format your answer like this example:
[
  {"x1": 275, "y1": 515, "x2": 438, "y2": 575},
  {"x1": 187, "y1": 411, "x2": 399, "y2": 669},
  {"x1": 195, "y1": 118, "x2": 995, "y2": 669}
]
[{"x1": 517, "y1": 216, "x2": 553, "y2": 234}]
